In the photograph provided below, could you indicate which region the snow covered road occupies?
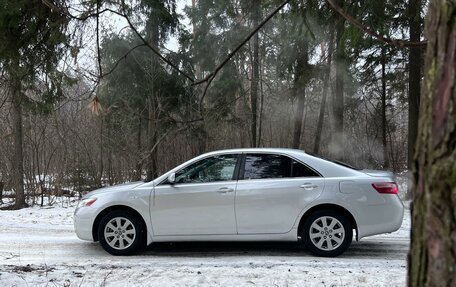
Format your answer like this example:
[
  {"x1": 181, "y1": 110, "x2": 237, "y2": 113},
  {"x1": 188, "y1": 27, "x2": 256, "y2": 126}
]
[{"x1": 0, "y1": 203, "x2": 410, "y2": 286}]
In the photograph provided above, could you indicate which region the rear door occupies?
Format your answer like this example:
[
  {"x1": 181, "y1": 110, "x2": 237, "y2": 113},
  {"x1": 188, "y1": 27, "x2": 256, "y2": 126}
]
[{"x1": 235, "y1": 153, "x2": 325, "y2": 234}]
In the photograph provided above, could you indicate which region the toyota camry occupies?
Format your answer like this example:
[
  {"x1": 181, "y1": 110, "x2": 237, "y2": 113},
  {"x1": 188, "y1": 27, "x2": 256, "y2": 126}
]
[{"x1": 74, "y1": 148, "x2": 404, "y2": 257}]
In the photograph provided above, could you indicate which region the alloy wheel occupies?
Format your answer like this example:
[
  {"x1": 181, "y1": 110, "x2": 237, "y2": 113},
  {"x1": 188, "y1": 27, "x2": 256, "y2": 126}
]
[
  {"x1": 309, "y1": 216, "x2": 345, "y2": 251},
  {"x1": 104, "y1": 217, "x2": 137, "y2": 250}
]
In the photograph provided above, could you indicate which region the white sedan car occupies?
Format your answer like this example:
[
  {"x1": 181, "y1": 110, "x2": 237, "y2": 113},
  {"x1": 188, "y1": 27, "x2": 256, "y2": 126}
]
[{"x1": 74, "y1": 148, "x2": 404, "y2": 257}]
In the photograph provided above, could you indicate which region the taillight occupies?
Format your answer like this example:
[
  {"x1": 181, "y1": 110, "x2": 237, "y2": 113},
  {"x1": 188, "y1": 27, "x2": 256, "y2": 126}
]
[{"x1": 372, "y1": 182, "x2": 398, "y2": 194}]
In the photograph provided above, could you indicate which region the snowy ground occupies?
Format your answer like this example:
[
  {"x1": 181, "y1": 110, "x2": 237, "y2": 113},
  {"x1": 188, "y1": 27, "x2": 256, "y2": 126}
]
[{"x1": 0, "y1": 199, "x2": 411, "y2": 287}]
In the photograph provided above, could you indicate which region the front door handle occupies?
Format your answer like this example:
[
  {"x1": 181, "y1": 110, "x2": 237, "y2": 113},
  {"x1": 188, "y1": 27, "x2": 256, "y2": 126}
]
[
  {"x1": 218, "y1": 187, "x2": 234, "y2": 193},
  {"x1": 300, "y1": 183, "x2": 318, "y2": 190}
]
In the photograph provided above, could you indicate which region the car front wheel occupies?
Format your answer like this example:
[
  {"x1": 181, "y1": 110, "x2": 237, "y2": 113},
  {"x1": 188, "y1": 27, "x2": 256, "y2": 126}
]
[
  {"x1": 98, "y1": 210, "x2": 144, "y2": 255},
  {"x1": 302, "y1": 210, "x2": 352, "y2": 257}
]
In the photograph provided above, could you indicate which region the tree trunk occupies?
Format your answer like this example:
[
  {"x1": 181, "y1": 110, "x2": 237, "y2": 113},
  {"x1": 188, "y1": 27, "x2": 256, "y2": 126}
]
[
  {"x1": 292, "y1": 38, "x2": 309, "y2": 150},
  {"x1": 106, "y1": 117, "x2": 113, "y2": 185},
  {"x1": 407, "y1": 0, "x2": 422, "y2": 170},
  {"x1": 146, "y1": 18, "x2": 160, "y2": 181},
  {"x1": 332, "y1": 6, "x2": 346, "y2": 161},
  {"x1": 250, "y1": 0, "x2": 260, "y2": 148},
  {"x1": 381, "y1": 45, "x2": 390, "y2": 169},
  {"x1": 192, "y1": 0, "x2": 201, "y2": 80},
  {"x1": 258, "y1": 44, "x2": 266, "y2": 147},
  {"x1": 0, "y1": 181, "x2": 4, "y2": 203},
  {"x1": 134, "y1": 114, "x2": 142, "y2": 181},
  {"x1": 98, "y1": 116, "x2": 104, "y2": 187},
  {"x1": 408, "y1": 0, "x2": 456, "y2": 286},
  {"x1": 146, "y1": 96, "x2": 158, "y2": 181},
  {"x1": 314, "y1": 35, "x2": 334, "y2": 154},
  {"x1": 11, "y1": 77, "x2": 26, "y2": 209},
  {"x1": 292, "y1": 87, "x2": 306, "y2": 149}
]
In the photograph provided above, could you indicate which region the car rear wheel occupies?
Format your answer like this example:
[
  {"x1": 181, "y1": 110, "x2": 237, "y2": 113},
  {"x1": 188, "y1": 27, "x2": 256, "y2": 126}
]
[
  {"x1": 98, "y1": 210, "x2": 144, "y2": 255},
  {"x1": 302, "y1": 210, "x2": 352, "y2": 257}
]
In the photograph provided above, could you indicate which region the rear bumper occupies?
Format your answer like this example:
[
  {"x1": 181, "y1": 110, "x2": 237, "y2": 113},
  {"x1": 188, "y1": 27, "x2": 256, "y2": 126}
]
[{"x1": 356, "y1": 195, "x2": 404, "y2": 239}]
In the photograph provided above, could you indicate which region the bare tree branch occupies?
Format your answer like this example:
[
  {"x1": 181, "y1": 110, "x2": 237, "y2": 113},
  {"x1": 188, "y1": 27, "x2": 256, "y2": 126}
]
[
  {"x1": 102, "y1": 43, "x2": 148, "y2": 78},
  {"x1": 42, "y1": 0, "x2": 125, "y2": 21},
  {"x1": 43, "y1": 0, "x2": 195, "y2": 97},
  {"x1": 326, "y1": 0, "x2": 426, "y2": 48},
  {"x1": 120, "y1": 1, "x2": 195, "y2": 82},
  {"x1": 194, "y1": 0, "x2": 290, "y2": 108},
  {"x1": 138, "y1": 126, "x2": 188, "y2": 166}
]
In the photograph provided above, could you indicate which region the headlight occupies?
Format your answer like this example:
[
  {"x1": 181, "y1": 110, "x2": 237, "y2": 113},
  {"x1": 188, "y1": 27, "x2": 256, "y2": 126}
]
[{"x1": 77, "y1": 197, "x2": 97, "y2": 208}]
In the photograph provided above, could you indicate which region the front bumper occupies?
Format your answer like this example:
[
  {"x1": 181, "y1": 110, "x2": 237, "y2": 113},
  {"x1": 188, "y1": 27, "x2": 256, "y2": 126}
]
[{"x1": 74, "y1": 206, "x2": 97, "y2": 241}]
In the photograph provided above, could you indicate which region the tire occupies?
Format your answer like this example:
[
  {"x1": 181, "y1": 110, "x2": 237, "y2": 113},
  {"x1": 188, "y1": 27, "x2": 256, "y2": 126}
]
[
  {"x1": 302, "y1": 210, "x2": 352, "y2": 257},
  {"x1": 98, "y1": 210, "x2": 145, "y2": 255}
]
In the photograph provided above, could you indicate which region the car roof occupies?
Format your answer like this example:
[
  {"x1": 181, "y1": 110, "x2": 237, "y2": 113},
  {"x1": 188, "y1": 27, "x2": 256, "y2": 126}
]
[{"x1": 201, "y1": 147, "x2": 306, "y2": 156}]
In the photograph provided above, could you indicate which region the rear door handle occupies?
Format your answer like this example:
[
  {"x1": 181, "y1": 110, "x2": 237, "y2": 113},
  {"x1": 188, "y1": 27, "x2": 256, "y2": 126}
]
[
  {"x1": 300, "y1": 183, "x2": 318, "y2": 190},
  {"x1": 218, "y1": 187, "x2": 234, "y2": 193}
]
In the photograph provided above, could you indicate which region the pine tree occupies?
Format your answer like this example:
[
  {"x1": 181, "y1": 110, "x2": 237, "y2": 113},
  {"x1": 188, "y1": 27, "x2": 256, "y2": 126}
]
[{"x1": 0, "y1": 0, "x2": 70, "y2": 208}]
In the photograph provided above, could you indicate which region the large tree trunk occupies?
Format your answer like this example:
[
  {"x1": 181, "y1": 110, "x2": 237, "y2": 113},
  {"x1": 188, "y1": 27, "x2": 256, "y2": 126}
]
[
  {"x1": 408, "y1": 0, "x2": 456, "y2": 286},
  {"x1": 407, "y1": 0, "x2": 422, "y2": 170},
  {"x1": 11, "y1": 78, "x2": 26, "y2": 209},
  {"x1": 250, "y1": 0, "x2": 260, "y2": 148}
]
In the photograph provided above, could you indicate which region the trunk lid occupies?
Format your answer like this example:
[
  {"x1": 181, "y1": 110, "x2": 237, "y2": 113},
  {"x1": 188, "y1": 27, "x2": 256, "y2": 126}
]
[{"x1": 362, "y1": 169, "x2": 395, "y2": 179}]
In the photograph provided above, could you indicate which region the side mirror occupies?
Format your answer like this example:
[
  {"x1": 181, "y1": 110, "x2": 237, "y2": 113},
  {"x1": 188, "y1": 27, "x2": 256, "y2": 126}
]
[{"x1": 168, "y1": 172, "x2": 176, "y2": 184}]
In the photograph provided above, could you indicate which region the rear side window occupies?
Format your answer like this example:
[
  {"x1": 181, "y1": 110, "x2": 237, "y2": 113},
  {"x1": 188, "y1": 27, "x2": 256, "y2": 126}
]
[{"x1": 242, "y1": 154, "x2": 319, "y2": 180}]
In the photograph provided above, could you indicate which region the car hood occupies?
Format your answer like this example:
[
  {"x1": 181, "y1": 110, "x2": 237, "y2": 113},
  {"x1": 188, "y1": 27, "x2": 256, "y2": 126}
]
[{"x1": 83, "y1": 181, "x2": 144, "y2": 198}]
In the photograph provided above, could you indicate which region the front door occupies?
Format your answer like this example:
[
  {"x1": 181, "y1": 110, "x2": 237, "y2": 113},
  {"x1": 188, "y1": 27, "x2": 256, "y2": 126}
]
[{"x1": 152, "y1": 154, "x2": 239, "y2": 236}]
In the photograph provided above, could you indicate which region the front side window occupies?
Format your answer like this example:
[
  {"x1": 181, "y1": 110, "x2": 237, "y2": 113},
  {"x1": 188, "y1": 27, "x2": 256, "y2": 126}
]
[
  {"x1": 174, "y1": 154, "x2": 238, "y2": 184},
  {"x1": 243, "y1": 154, "x2": 319, "y2": 180}
]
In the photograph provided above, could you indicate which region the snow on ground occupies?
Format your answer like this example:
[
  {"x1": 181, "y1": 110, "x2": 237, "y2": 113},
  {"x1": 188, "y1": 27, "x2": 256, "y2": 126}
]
[{"x1": 0, "y1": 199, "x2": 411, "y2": 287}]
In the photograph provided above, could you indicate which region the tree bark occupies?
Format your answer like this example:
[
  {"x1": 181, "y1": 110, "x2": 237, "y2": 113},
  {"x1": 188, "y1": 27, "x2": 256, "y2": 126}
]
[
  {"x1": 250, "y1": 0, "x2": 260, "y2": 148},
  {"x1": 408, "y1": 0, "x2": 456, "y2": 286},
  {"x1": 407, "y1": 0, "x2": 422, "y2": 170}
]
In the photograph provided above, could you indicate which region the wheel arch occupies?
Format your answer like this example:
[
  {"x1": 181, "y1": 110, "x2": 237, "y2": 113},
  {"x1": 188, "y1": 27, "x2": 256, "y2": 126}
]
[
  {"x1": 297, "y1": 204, "x2": 358, "y2": 240},
  {"x1": 92, "y1": 205, "x2": 147, "y2": 242}
]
